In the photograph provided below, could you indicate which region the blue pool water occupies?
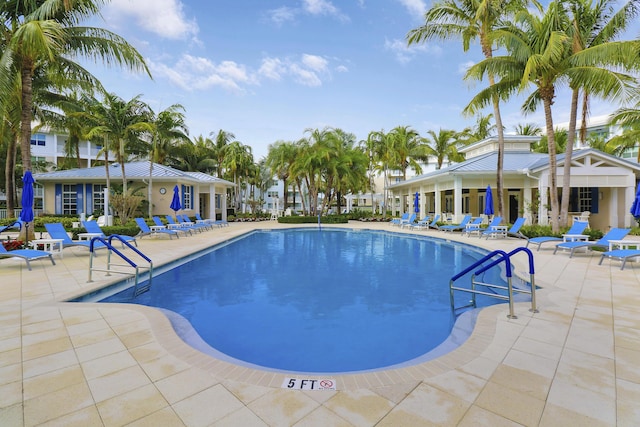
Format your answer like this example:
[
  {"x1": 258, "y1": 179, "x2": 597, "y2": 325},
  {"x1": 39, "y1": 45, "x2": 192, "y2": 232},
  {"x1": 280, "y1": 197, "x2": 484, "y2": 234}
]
[{"x1": 97, "y1": 228, "x2": 506, "y2": 373}]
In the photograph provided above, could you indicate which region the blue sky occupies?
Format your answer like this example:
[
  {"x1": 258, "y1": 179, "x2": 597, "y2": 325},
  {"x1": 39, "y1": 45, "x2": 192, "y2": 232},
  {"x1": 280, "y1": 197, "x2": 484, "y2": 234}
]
[{"x1": 83, "y1": 0, "x2": 627, "y2": 160}]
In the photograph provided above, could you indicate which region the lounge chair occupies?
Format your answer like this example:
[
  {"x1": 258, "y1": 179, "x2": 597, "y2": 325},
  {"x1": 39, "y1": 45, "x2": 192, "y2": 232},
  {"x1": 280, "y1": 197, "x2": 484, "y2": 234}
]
[
  {"x1": 179, "y1": 214, "x2": 210, "y2": 231},
  {"x1": 195, "y1": 213, "x2": 219, "y2": 227},
  {"x1": 598, "y1": 249, "x2": 640, "y2": 270},
  {"x1": 43, "y1": 223, "x2": 107, "y2": 251},
  {"x1": 0, "y1": 242, "x2": 55, "y2": 270},
  {"x1": 400, "y1": 213, "x2": 417, "y2": 229},
  {"x1": 154, "y1": 216, "x2": 192, "y2": 236},
  {"x1": 408, "y1": 216, "x2": 431, "y2": 231},
  {"x1": 554, "y1": 227, "x2": 631, "y2": 258},
  {"x1": 82, "y1": 220, "x2": 137, "y2": 247},
  {"x1": 135, "y1": 218, "x2": 179, "y2": 239},
  {"x1": 0, "y1": 220, "x2": 21, "y2": 234},
  {"x1": 483, "y1": 217, "x2": 526, "y2": 239},
  {"x1": 440, "y1": 215, "x2": 473, "y2": 233},
  {"x1": 465, "y1": 216, "x2": 502, "y2": 237},
  {"x1": 165, "y1": 215, "x2": 201, "y2": 234},
  {"x1": 390, "y1": 213, "x2": 409, "y2": 226},
  {"x1": 526, "y1": 220, "x2": 589, "y2": 251},
  {"x1": 424, "y1": 214, "x2": 441, "y2": 230}
]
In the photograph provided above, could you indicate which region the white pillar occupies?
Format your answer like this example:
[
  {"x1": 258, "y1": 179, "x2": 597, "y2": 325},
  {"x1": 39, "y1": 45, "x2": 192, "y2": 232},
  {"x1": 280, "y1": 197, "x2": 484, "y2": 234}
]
[
  {"x1": 453, "y1": 176, "x2": 463, "y2": 222},
  {"x1": 209, "y1": 184, "x2": 216, "y2": 220}
]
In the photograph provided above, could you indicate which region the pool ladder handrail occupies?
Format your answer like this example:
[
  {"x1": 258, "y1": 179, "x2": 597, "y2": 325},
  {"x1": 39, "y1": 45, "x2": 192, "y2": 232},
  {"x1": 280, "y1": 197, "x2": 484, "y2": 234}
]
[
  {"x1": 87, "y1": 235, "x2": 154, "y2": 296},
  {"x1": 449, "y1": 247, "x2": 538, "y2": 319}
]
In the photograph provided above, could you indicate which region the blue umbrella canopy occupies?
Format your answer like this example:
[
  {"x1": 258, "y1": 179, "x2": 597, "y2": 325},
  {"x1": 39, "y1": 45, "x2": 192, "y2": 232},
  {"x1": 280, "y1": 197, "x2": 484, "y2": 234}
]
[
  {"x1": 631, "y1": 182, "x2": 640, "y2": 218},
  {"x1": 413, "y1": 192, "x2": 420, "y2": 213},
  {"x1": 170, "y1": 185, "x2": 182, "y2": 214},
  {"x1": 20, "y1": 171, "x2": 35, "y2": 223},
  {"x1": 484, "y1": 185, "x2": 494, "y2": 216}
]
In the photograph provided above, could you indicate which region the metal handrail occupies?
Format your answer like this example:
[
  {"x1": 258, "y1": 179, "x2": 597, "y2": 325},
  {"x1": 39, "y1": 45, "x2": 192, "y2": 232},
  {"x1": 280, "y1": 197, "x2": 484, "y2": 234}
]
[
  {"x1": 87, "y1": 235, "x2": 153, "y2": 296},
  {"x1": 449, "y1": 247, "x2": 537, "y2": 319}
]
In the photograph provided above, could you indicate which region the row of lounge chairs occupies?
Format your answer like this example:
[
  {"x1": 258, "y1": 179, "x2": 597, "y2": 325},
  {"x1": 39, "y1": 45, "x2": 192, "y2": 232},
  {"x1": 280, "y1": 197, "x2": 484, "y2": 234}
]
[
  {"x1": 390, "y1": 213, "x2": 639, "y2": 269},
  {"x1": 1, "y1": 214, "x2": 228, "y2": 270}
]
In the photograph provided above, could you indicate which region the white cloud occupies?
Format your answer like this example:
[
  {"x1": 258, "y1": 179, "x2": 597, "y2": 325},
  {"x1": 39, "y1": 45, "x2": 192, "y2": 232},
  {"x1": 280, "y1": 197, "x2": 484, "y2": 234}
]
[
  {"x1": 303, "y1": 0, "x2": 339, "y2": 16},
  {"x1": 148, "y1": 55, "x2": 255, "y2": 92},
  {"x1": 152, "y1": 53, "x2": 340, "y2": 91},
  {"x1": 397, "y1": 0, "x2": 427, "y2": 18},
  {"x1": 385, "y1": 38, "x2": 441, "y2": 64},
  {"x1": 105, "y1": 0, "x2": 198, "y2": 40},
  {"x1": 266, "y1": 7, "x2": 297, "y2": 26},
  {"x1": 458, "y1": 61, "x2": 475, "y2": 75}
]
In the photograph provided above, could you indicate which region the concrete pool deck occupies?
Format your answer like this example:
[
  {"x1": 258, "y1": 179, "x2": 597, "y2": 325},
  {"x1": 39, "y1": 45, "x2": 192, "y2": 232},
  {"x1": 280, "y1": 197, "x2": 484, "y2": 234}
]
[{"x1": 1, "y1": 221, "x2": 639, "y2": 426}]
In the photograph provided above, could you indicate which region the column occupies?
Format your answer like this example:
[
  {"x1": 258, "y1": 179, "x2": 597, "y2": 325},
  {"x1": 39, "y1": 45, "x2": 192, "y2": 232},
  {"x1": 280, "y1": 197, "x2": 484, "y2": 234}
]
[{"x1": 453, "y1": 176, "x2": 462, "y2": 223}]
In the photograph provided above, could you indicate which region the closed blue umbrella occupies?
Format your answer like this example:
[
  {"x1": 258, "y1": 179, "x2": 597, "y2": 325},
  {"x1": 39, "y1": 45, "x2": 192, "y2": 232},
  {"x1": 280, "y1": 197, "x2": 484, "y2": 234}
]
[
  {"x1": 413, "y1": 192, "x2": 420, "y2": 213},
  {"x1": 631, "y1": 182, "x2": 640, "y2": 218},
  {"x1": 170, "y1": 185, "x2": 182, "y2": 219},
  {"x1": 484, "y1": 185, "x2": 494, "y2": 216},
  {"x1": 20, "y1": 171, "x2": 35, "y2": 244}
]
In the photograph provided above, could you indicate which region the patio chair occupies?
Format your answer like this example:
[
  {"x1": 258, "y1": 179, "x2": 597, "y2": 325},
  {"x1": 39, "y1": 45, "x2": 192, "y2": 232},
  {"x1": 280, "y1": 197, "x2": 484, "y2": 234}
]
[
  {"x1": 482, "y1": 217, "x2": 526, "y2": 239},
  {"x1": 440, "y1": 215, "x2": 473, "y2": 233},
  {"x1": 526, "y1": 220, "x2": 589, "y2": 251},
  {"x1": 465, "y1": 216, "x2": 502, "y2": 237},
  {"x1": 195, "y1": 213, "x2": 219, "y2": 227},
  {"x1": 134, "y1": 218, "x2": 179, "y2": 239},
  {"x1": 399, "y1": 213, "x2": 417, "y2": 229},
  {"x1": 554, "y1": 227, "x2": 631, "y2": 258},
  {"x1": 179, "y1": 214, "x2": 210, "y2": 231},
  {"x1": 0, "y1": 220, "x2": 21, "y2": 234},
  {"x1": 598, "y1": 249, "x2": 640, "y2": 270},
  {"x1": 390, "y1": 213, "x2": 409, "y2": 226},
  {"x1": 166, "y1": 215, "x2": 202, "y2": 234},
  {"x1": 82, "y1": 220, "x2": 137, "y2": 247},
  {"x1": 408, "y1": 216, "x2": 431, "y2": 231},
  {"x1": 153, "y1": 216, "x2": 192, "y2": 237},
  {"x1": 43, "y1": 223, "x2": 107, "y2": 251},
  {"x1": 0, "y1": 242, "x2": 55, "y2": 270}
]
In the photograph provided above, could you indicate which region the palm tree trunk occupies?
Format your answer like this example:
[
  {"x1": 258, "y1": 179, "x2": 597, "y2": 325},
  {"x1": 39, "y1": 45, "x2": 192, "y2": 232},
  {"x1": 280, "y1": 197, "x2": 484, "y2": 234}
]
[
  {"x1": 490, "y1": 80, "x2": 506, "y2": 219},
  {"x1": 560, "y1": 88, "x2": 580, "y2": 227},
  {"x1": 5, "y1": 135, "x2": 17, "y2": 218},
  {"x1": 542, "y1": 95, "x2": 560, "y2": 233},
  {"x1": 20, "y1": 59, "x2": 34, "y2": 172}
]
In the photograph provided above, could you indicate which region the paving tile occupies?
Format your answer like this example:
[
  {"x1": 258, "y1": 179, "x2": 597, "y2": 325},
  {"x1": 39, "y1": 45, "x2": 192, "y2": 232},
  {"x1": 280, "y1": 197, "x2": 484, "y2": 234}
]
[
  {"x1": 155, "y1": 368, "x2": 220, "y2": 404},
  {"x1": 172, "y1": 384, "x2": 244, "y2": 427},
  {"x1": 475, "y1": 380, "x2": 545, "y2": 426},
  {"x1": 126, "y1": 407, "x2": 186, "y2": 427},
  {"x1": 546, "y1": 374, "x2": 616, "y2": 425},
  {"x1": 36, "y1": 405, "x2": 103, "y2": 427},
  {"x1": 22, "y1": 349, "x2": 78, "y2": 379},
  {"x1": 23, "y1": 364, "x2": 86, "y2": 400},
  {"x1": 539, "y1": 402, "x2": 612, "y2": 427},
  {"x1": 292, "y1": 406, "x2": 351, "y2": 427},
  {"x1": 87, "y1": 365, "x2": 152, "y2": 403},
  {"x1": 458, "y1": 405, "x2": 523, "y2": 427},
  {"x1": 247, "y1": 389, "x2": 319, "y2": 427},
  {"x1": 377, "y1": 383, "x2": 468, "y2": 426},
  {"x1": 96, "y1": 383, "x2": 169, "y2": 426},
  {"x1": 80, "y1": 349, "x2": 138, "y2": 379},
  {"x1": 23, "y1": 381, "x2": 95, "y2": 426}
]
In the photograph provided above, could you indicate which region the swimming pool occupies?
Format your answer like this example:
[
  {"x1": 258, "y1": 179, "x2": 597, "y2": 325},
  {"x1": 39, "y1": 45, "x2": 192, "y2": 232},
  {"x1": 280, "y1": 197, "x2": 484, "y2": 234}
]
[{"x1": 93, "y1": 228, "x2": 507, "y2": 373}]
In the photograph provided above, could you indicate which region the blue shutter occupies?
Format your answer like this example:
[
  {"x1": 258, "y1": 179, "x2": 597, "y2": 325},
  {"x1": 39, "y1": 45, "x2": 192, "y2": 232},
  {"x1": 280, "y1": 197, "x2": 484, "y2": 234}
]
[
  {"x1": 181, "y1": 184, "x2": 186, "y2": 208},
  {"x1": 85, "y1": 184, "x2": 93, "y2": 214},
  {"x1": 190, "y1": 186, "x2": 194, "y2": 209},
  {"x1": 76, "y1": 184, "x2": 84, "y2": 214},
  {"x1": 570, "y1": 188, "x2": 578, "y2": 212},
  {"x1": 591, "y1": 187, "x2": 599, "y2": 213},
  {"x1": 55, "y1": 184, "x2": 62, "y2": 214}
]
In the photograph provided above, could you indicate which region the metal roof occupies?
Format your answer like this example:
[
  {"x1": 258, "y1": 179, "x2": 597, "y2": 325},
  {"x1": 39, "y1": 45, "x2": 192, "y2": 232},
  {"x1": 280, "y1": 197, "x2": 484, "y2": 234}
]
[{"x1": 33, "y1": 161, "x2": 235, "y2": 187}]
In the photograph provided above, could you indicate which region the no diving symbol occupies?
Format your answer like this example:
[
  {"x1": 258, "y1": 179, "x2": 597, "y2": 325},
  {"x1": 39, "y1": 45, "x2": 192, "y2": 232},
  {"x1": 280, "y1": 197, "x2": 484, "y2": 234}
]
[{"x1": 320, "y1": 380, "x2": 333, "y2": 389}]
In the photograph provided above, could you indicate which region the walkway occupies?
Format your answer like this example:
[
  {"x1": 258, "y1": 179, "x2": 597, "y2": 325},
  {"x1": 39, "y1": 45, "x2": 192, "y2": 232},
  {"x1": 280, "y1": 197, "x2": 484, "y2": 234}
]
[{"x1": 1, "y1": 221, "x2": 638, "y2": 426}]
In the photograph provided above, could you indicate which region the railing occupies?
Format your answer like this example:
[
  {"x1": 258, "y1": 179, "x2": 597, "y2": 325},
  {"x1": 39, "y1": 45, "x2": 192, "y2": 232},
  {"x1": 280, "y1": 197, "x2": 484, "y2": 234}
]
[
  {"x1": 449, "y1": 247, "x2": 537, "y2": 319},
  {"x1": 0, "y1": 209, "x2": 44, "y2": 220},
  {"x1": 87, "y1": 235, "x2": 153, "y2": 296}
]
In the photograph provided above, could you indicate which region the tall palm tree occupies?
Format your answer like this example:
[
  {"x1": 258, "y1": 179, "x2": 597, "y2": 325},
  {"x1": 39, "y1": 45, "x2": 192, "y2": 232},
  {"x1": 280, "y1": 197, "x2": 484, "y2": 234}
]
[
  {"x1": 513, "y1": 123, "x2": 542, "y2": 135},
  {"x1": 83, "y1": 93, "x2": 153, "y2": 193},
  {"x1": 609, "y1": 107, "x2": 640, "y2": 161},
  {"x1": 147, "y1": 104, "x2": 189, "y2": 217},
  {"x1": 559, "y1": 0, "x2": 640, "y2": 225},
  {"x1": 0, "y1": 0, "x2": 150, "y2": 173},
  {"x1": 210, "y1": 129, "x2": 235, "y2": 178},
  {"x1": 266, "y1": 140, "x2": 297, "y2": 210},
  {"x1": 387, "y1": 125, "x2": 427, "y2": 180},
  {"x1": 222, "y1": 140, "x2": 253, "y2": 211},
  {"x1": 408, "y1": 0, "x2": 528, "y2": 219},
  {"x1": 424, "y1": 128, "x2": 461, "y2": 169}
]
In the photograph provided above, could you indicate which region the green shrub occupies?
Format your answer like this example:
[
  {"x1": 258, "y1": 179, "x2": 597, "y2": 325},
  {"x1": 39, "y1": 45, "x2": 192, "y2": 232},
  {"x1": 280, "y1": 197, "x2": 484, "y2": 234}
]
[{"x1": 277, "y1": 215, "x2": 349, "y2": 224}]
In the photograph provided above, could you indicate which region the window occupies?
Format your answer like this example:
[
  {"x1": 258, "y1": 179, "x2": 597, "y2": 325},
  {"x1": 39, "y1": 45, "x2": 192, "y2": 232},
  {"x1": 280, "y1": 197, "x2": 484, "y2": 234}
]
[
  {"x1": 578, "y1": 187, "x2": 592, "y2": 212},
  {"x1": 267, "y1": 191, "x2": 279, "y2": 198},
  {"x1": 93, "y1": 184, "x2": 106, "y2": 214},
  {"x1": 62, "y1": 184, "x2": 77, "y2": 215},
  {"x1": 30, "y1": 134, "x2": 46, "y2": 146},
  {"x1": 182, "y1": 185, "x2": 192, "y2": 209}
]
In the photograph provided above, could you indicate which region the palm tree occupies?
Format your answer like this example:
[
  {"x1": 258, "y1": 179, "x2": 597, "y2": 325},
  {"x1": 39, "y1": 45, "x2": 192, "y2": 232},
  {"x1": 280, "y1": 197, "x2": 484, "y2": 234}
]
[
  {"x1": 513, "y1": 123, "x2": 542, "y2": 136},
  {"x1": 387, "y1": 125, "x2": 427, "y2": 180},
  {"x1": 147, "y1": 104, "x2": 189, "y2": 217},
  {"x1": 424, "y1": 128, "x2": 461, "y2": 169},
  {"x1": 222, "y1": 140, "x2": 254, "y2": 211},
  {"x1": 84, "y1": 93, "x2": 153, "y2": 193},
  {"x1": 408, "y1": 0, "x2": 528, "y2": 219},
  {"x1": 266, "y1": 140, "x2": 297, "y2": 210},
  {"x1": 609, "y1": 107, "x2": 640, "y2": 161},
  {"x1": 0, "y1": 0, "x2": 150, "y2": 173},
  {"x1": 559, "y1": 0, "x2": 640, "y2": 225},
  {"x1": 210, "y1": 130, "x2": 235, "y2": 178}
]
